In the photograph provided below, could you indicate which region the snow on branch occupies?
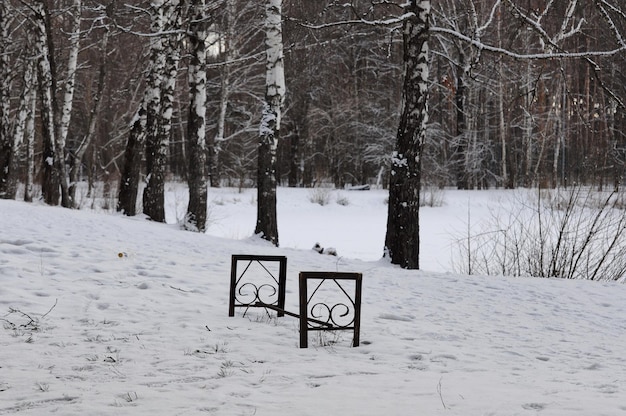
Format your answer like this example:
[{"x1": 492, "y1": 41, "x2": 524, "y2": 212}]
[
  {"x1": 594, "y1": 0, "x2": 626, "y2": 50},
  {"x1": 430, "y1": 26, "x2": 626, "y2": 60},
  {"x1": 297, "y1": 12, "x2": 415, "y2": 30}
]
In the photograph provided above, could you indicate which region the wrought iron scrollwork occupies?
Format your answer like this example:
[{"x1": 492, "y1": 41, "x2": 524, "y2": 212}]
[
  {"x1": 299, "y1": 272, "x2": 362, "y2": 348},
  {"x1": 309, "y1": 302, "x2": 354, "y2": 328},
  {"x1": 228, "y1": 255, "x2": 287, "y2": 317},
  {"x1": 236, "y1": 282, "x2": 278, "y2": 307}
]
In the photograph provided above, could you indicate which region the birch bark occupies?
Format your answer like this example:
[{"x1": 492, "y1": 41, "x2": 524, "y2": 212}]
[
  {"x1": 255, "y1": 0, "x2": 285, "y2": 246},
  {"x1": 143, "y1": 0, "x2": 184, "y2": 223},
  {"x1": 59, "y1": 0, "x2": 82, "y2": 205},
  {"x1": 69, "y1": 28, "x2": 107, "y2": 207},
  {"x1": 384, "y1": 0, "x2": 430, "y2": 269},
  {"x1": 118, "y1": 0, "x2": 166, "y2": 216},
  {"x1": 24, "y1": 75, "x2": 37, "y2": 203},
  {"x1": 33, "y1": 1, "x2": 62, "y2": 205},
  {"x1": 210, "y1": 0, "x2": 236, "y2": 188},
  {"x1": 185, "y1": 0, "x2": 209, "y2": 232},
  {"x1": 3, "y1": 61, "x2": 36, "y2": 200},
  {"x1": 0, "y1": 3, "x2": 13, "y2": 198}
]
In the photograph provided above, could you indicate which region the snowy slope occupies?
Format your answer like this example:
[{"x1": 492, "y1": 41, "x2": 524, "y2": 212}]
[{"x1": 1, "y1": 188, "x2": 625, "y2": 415}]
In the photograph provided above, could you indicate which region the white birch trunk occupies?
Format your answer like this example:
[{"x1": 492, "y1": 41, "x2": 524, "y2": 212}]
[
  {"x1": 118, "y1": 1, "x2": 168, "y2": 216},
  {"x1": 24, "y1": 79, "x2": 37, "y2": 203},
  {"x1": 32, "y1": 1, "x2": 75, "y2": 206},
  {"x1": 145, "y1": 0, "x2": 166, "y2": 144},
  {"x1": 0, "y1": 2, "x2": 13, "y2": 198},
  {"x1": 143, "y1": 0, "x2": 183, "y2": 222},
  {"x1": 523, "y1": 59, "x2": 534, "y2": 187},
  {"x1": 33, "y1": 2, "x2": 62, "y2": 205},
  {"x1": 6, "y1": 61, "x2": 37, "y2": 199},
  {"x1": 255, "y1": 0, "x2": 285, "y2": 246},
  {"x1": 58, "y1": 0, "x2": 82, "y2": 162},
  {"x1": 69, "y1": 28, "x2": 107, "y2": 207},
  {"x1": 212, "y1": 0, "x2": 236, "y2": 187},
  {"x1": 13, "y1": 62, "x2": 35, "y2": 149},
  {"x1": 384, "y1": 0, "x2": 430, "y2": 269},
  {"x1": 496, "y1": 10, "x2": 508, "y2": 188},
  {"x1": 185, "y1": 0, "x2": 209, "y2": 232}
]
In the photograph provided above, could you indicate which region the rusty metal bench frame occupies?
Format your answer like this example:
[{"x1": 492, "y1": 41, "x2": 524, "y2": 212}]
[{"x1": 228, "y1": 255, "x2": 362, "y2": 348}]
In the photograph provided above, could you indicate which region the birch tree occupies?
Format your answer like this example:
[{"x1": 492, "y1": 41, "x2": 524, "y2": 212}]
[
  {"x1": 23, "y1": 63, "x2": 37, "y2": 203},
  {"x1": 59, "y1": 0, "x2": 82, "y2": 206},
  {"x1": 2, "y1": 61, "x2": 37, "y2": 201},
  {"x1": 28, "y1": 0, "x2": 82, "y2": 207},
  {"x1": 184, "y1": 0, "x2": 209, "y2": 232},
  {"x1": 383, "y1": 0, "x2": 430, "y2": 269},
  {"x1": 255, "y1": 0, "x2": 285, "y2": 246},
  {"x1": 142, "y1": 0, "x2": 185, "y2": 222},
  {"x1": 0, "y1": 2, "x2": 14, "y2": 199},
  {"x1": 204, "y1": 0, "x2": 266, "y2": 189},
  {"x1": 210, "y1": 0, "x2": 235, "y2": 188},
  {"x1": 117, "y1": 0, "x2": 178, "y2": 217},
  {"x1": 32, "y1": 1, "x2": 62, "y2": 205},
  {"x1": 68, "y1": 27, "x2": 108, "y2": 206}
]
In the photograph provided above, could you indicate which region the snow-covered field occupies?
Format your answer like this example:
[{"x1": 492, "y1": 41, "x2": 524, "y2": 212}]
[{"x1": 1, "y1": 187, "x2": 625, "y2": 415}]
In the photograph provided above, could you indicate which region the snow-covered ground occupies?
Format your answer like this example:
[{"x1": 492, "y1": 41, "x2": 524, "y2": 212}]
[{"x1": 1, "y1": 187, "x2": 625, "y2": 415}]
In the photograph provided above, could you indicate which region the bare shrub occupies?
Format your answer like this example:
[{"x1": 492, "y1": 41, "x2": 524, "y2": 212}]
[
  {"x1": 308, "y1": 187, "x2": 332, "y2": 206},
  {"x1": 335, "y1": 193, "x2": 350, "y2": 206},
  {"x1": 421, "y1": 185, "x2": 445, "y2": 207},
  {"x1": 453, "y1": 186, "x2": 626, "y2": 282}
]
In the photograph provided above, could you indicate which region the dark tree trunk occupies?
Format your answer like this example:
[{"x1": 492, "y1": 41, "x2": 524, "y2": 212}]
[
  {"x1": 33, "y1": 2, "x2": 61, "y2": 205},
  {"x1": 384, "y1": 0, "x2": 430, "y2": 270},
  {"x1": 117, "y1": 109, "x2": 145, "y2": 216},
  {"x1": 143, "y1": 3, "x2": 183, "y2": 223},
  {"x1": 288, "y1": 122, "x2": 300, "y2": 187},
  {"x1": 142, "y1": 131, "x2": 168, "y2": 222},
  {"x1": 69, "y1": 28, "x2": 107, "y2": 207},
  {"x1": 255, "y1": 0, "x2": 284, "y2": 246},
  {"x1": 454, "y1": 55, "x2": 468, "y2": 190},
  {"x1": 185, "y1": 0, "x2": 208, "y2": 232},
  {"x1": 256, "y1": 124, "x2": 279, "y2": 245},
  {"x1": 0, "y1": 2, "x2": 13, "y2": 199}
]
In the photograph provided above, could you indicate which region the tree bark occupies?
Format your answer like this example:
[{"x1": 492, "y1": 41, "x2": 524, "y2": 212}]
[
  {"x1": 69, "y1": 27, "x2": 107, "y2": 207},
  {"x1": 211, "y1": 0, "x2": 236, "y2": 188},
  {"x1": 143, "y1": 0, "x2": 183, "y2": 223},
  {"x1": 185, "y1": 0, "x2": 209, "y2": 232},
  {"x1": 384, "y1": 0, "x2": 430, "y2": 269},
  {"x1": 117, "y1": 106, "x2": 146, "y2": 216},
  {"x1": 453, "y1": 53, "x2": 468, "y2": 190},
  {"x1": 58, "y1": 0, "x2": 82, "y2": 207},
  {"x1": 31, "y1": 0, "x2": 77, "y2": 207},
  {"x1": 118, "y1": 0, "x2": 166, "y2": 217},
  {"x1": 24, "y1": 82, "x2": 36, "y2": 203},
  {"x1": 255, "y1": 0, "x2": 285, "y2": 246},
  {"x1": 0, "y1": 2, "x2": 14, "y2": 199},
  {"x1": 33, "y1": 1, "x2": 61, "y2": 205}
]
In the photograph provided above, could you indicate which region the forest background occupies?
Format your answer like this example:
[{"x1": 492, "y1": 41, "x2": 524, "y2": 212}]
[{"x1": 1, "y1": 0, "x2": 625, "y2": 268}]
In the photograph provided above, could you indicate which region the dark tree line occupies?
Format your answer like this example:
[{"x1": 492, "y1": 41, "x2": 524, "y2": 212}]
[{"x1": 1, "y1": 0, "x2": 625, "y2": 268}]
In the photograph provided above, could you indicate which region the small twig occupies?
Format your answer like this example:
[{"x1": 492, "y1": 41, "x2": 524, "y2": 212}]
[
  {"x1": 7, "y1": 308, "x2": 37, "y2": 328},
  {"x1": 41, "y1": 299, "x2": 58, "y2": 319},
  {"x1": 0, "y1": 317, "x2": 16, "y2": 330},
  {"x1": 169, "y1": 285, "x2": 191, "y2": 293},
  {"x1": 437, "y1": 377, "x2": 448, "y2": 410}
]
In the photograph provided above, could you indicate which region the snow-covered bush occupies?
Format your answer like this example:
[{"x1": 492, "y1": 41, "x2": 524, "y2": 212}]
[
  {"x1": 336, "y1": 193, "x2": 350, "y2": 206},
  {"x1": 308, "y1": 187, "x2": 332, "y2": 206}
]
